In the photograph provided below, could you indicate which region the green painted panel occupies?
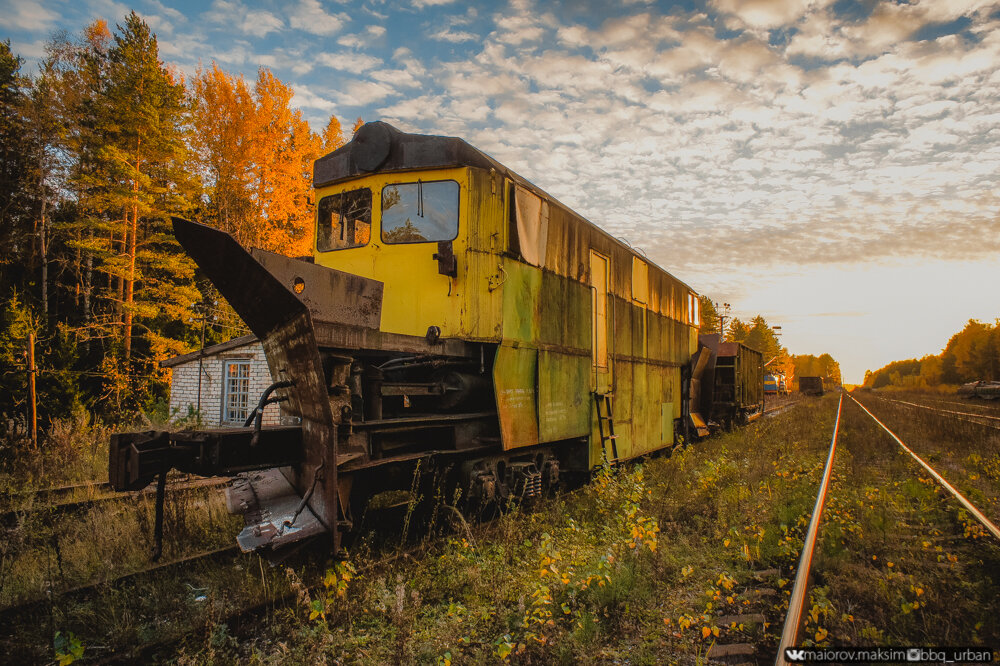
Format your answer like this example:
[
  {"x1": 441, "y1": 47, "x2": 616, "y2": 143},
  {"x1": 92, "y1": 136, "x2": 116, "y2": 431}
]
[
  {"x1": 539, "y1": 271, "x2": 591, "y2": 350},
  {"x1": 493, "y1": 343, "x2": 539, "y2": 450},
  {"x1": 612, "y1": 359, "x2": 634, "y2": 460},
  {"x1": 538, "y1": 351, "x2": 590, "y2": 442},
  {"x1": 631, "y1": 361, "x2": 650, "y2": 457},
  {"x1": 612, "y1": 296, "x2": 632, "y2": 357},
  {"x1": 501, "y1": 259, "x2": 540, "y2": 342}
]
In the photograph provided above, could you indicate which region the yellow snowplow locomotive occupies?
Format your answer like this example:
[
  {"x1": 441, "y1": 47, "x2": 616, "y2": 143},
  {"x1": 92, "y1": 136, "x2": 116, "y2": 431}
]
[{"x1": 110, "y1": 122, "x2": 715, "y2": 555}]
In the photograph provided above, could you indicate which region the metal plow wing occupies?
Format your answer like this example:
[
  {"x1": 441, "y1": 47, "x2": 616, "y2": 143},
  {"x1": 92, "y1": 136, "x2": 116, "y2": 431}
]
[{"x1": 110, "y1": 218, "x2": 382, "y2": 555}]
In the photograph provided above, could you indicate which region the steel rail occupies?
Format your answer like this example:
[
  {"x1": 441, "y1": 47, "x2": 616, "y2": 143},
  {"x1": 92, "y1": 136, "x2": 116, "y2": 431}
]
[
  {"x1": 0, "y1": 477, "x2": 229, "y2": 524},
  {"x1": 873, "y1": 396, "x2": 1000, "y2": 429},
  {"x1": 775, "y1": 392, "x2": 843, "y2": 666},
  {"x1": 921, "y1": 396, "x2": 1000, "y2": 414},
  {"x1": 849, "y1": 393, "x2": 1000, "y2": 542},
  {"x1": 0, "y1": 545, "x2": 240, "y2": 624}
]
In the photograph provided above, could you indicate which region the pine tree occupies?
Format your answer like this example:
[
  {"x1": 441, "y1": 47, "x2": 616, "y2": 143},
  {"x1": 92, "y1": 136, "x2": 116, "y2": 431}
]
[
  {"x1": 0, "y1": 41, "x2": 36, "y2": 285},
  {"x1": 102, "y1": 12, "x2": 192, "y2": 358},
  {"x1": 697, "y1": 295, "x2": 719, "y2": 335}
]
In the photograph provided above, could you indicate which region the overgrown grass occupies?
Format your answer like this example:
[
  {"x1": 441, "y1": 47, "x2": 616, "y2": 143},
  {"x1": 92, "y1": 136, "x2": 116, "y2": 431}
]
[
  {"x1": 4, "y1": 393, "x2": 996, "y2": 664},
  {"x1": 0, "y1": 411, "x2": 251, "y2": 664},
  {"x1": 173, "y1": 397, "x2": 840, "y2": 665}
]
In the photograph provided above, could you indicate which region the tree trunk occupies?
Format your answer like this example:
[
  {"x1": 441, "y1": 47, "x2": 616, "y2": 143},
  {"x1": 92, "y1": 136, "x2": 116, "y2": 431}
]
[
  {"x1": 123, "y1": 146, "x2": 140, "y2": 360},
  {"x1": 84, "y1": 228, "x2": 92, "y2": 322},
  {"x1": 39, "y1": 185, "x2": 48, "y2": 317}
]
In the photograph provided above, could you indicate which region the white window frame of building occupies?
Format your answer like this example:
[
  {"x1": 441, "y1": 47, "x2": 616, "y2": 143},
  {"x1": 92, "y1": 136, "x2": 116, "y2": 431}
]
[{"x1": 222, "y1": 359, "x2": 251, "y2": 425}]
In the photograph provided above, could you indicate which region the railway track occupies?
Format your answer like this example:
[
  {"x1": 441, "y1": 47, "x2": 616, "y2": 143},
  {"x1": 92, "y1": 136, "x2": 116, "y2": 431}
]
[
  {"x1": 919, "y1": 395, "x2": 1000, "y2": 414},
  {"x1": 762, "y1": 399, "x2": 801, "y2": 418},
  {"x1": 0, "y1": 476, "x2": 229, "y2": 525},
  {"x1": 94, "y1": 541, "x2": 433, "y2": 664},
  {"x1": 868, "y1": 394, "x2": 1000, "y2": 431},
  {"x1": 773, "y1": 391, "x2": 1000, "y2": 662},
  {"x1": 0, "y1": 545, "x2": 240, "y2": 626}
]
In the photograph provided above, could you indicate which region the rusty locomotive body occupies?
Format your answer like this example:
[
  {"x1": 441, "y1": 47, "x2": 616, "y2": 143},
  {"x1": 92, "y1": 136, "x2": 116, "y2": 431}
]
[{"x1": 110, "y1": 122, "x2": 739, "y2": 555}]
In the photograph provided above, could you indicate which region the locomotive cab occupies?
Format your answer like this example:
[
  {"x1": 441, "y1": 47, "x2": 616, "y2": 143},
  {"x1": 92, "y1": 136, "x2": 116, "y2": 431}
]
[{"x1": 312, "y1": 167, "x2": 477, "y2": 342}]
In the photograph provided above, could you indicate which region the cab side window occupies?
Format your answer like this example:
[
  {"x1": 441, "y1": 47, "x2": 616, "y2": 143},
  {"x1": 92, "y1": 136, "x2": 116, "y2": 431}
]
[{"x1": 317, "y1": 189, "x2": 372, "y2": 251}]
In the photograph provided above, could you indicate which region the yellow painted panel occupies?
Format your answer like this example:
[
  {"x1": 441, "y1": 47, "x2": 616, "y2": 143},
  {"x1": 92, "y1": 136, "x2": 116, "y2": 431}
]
[
  {"x1": 590, "y1": 251, "x2": 608, "y2": 369},
  {"x1": 312, "y1": 167, "x2": 504, "y2": 342}
]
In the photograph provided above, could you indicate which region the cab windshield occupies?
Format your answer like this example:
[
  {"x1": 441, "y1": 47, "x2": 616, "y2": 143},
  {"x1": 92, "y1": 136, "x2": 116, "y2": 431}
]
[{"x1": 381, "y1": 180, "x2": 459, "y2": 244}]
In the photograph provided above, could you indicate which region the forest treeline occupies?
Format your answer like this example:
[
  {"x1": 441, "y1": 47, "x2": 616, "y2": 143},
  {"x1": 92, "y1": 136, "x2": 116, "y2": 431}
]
[
  {"x1": 698, "y1": 297, "x2": 842, "y2": 387},
  {"x1": 0, "y1": 14, "x2": 356, "y2": 425},
  {"x1": 864, "y1": 319, "x2": 1000, "y2": 389}
]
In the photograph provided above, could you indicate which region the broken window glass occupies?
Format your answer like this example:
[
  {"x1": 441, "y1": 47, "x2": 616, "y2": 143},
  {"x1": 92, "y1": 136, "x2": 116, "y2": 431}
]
[{"x1": 317, "y1": 188, "x2": 372, "y2": 251}]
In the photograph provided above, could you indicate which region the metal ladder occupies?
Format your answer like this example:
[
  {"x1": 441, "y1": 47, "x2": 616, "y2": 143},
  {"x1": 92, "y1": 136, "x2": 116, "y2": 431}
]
[{"x1": 594, "y1": 392, "x2": 619, "y2": 465}]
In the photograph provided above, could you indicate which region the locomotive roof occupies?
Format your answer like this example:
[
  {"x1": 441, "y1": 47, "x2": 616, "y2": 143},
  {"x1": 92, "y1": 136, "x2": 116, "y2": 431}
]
[{"x1": 314, "y1": 121, "x2": 696, "y2": 294}]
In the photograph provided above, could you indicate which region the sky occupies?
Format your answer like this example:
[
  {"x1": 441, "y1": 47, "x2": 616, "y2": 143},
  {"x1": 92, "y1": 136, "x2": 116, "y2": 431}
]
[{"x1": 4, "y1": 0, "x2": 1000, "y2": 383}]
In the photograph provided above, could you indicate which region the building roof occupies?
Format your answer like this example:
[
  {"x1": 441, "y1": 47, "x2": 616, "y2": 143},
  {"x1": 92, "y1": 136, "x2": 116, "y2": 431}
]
[{"x1": 160, "y1": 334, "x2": 258, "y2": 368}]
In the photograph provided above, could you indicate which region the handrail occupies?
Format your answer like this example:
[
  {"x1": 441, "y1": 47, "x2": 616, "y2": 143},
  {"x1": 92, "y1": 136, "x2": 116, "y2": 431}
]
[{"x1": 776, "y1": 392, "x2": 843, "y2": 665}]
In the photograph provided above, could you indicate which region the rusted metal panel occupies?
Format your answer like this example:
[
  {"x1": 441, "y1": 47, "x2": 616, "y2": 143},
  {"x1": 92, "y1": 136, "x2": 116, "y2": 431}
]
[
  {"x1": 463, "y1": 169, "x2": 505, "y2": 340},
  {"x1": 251, "y1": 248, "x2": 383, "y2": 330},
  {"x1": 609, "y1": 358, "x2": 634, "y2": 460},
  {"x1": 172, "y1": 218, "x2": 341, "y2": 551},
  {"x1": 493, "y1": 343, "x2": 539, "y2": 449},
  {"x1": 227, "y1": 469, "x2": 326, "y2": 552},
  {"x1": 660, "y1": 401, "x2": 674, "y2": 445}
]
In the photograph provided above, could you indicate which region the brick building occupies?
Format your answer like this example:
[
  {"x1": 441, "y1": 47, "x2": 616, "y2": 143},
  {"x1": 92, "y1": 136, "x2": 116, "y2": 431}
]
[{"x1": 162, "y1": 335, "x2": 283, "y2": 427}]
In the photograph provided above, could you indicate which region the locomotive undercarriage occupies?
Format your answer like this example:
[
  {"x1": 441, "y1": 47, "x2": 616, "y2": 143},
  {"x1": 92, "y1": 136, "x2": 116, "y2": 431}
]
[{"x1": 111, "y1": 345, "x2": 568, "y2": 555}]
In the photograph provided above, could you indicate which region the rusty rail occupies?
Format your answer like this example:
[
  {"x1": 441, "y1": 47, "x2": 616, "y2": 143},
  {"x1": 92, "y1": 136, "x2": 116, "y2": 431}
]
[
  {"x1": 775, "y1": 392, "x2": 843, "y2": 666},
  {"x1": 871, "y1": 395, "x2": 1000, "y2": 431},
  {"x1": 0, "y1": 545, "x2": 239, "y2": 624},
  {"x1": 849, "y1": 393, "x2": 1000, "y2": 542},
  {"x1": 1, "y1": 477, "x2": 229, "y2": 525}
]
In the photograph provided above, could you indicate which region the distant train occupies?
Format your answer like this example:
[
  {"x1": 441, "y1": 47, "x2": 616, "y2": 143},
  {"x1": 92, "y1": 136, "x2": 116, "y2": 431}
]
[
  {"x1": 958, "y1": 381, "x2": 1000, "y2": 400},
  {"x1": 799, "y1": 376, "x2": 825, "y2": 396},
  {"x1": 696, "y1": 334, "x2": 764, "y2": 429},
  {"x1": 764, "y1": 373, "x2": 789, "y2": 396},
  {"x1": 109, "y1": 122, "x2": 767, "y2": 556}
]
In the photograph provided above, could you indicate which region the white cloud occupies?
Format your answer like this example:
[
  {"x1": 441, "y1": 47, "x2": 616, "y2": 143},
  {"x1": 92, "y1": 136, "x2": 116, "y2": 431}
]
[
  {"x1": 203, "y1": 0, "x2": 283, "y2": 37},
  {"x1": 293, "y1": 84, "x2": 337, "y2": 112},
  {"x1": 1, "y1": 0, "x2": 58, "y2": 30},
  {"x1": 289, "y1": 0, "x2": 347, "y2": 36},
  {"x1": 317, "y1": 51, "x2": 383, "y2": 72},
  {"x1": 342, "y1": 79, "x2": 397, "y2": 105},
  {"x1": 242, "y1": 10, "x2": 283, "y2": 36},
  {"x1": 6, "y1": 39, "x2": 47, "y2": 64},
  {"x1": 371, "y1": 68, "x2": 422, "y2": 88},
  {"x1": 711, "y1": 0, "x2": 831, "y2": 30},
  {"x1": 337, "y1": 24, "x2": 386, "y2": 48},
  {"x1": 430, "y1": 28, "x2": 479, "y2": 43}
]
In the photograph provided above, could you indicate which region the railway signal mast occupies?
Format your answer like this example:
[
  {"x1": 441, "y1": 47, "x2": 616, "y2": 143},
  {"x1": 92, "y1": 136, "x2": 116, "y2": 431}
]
[{"x1": 716, "y1": 302, "x2": 731, "y2": 340}]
